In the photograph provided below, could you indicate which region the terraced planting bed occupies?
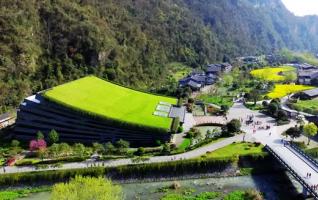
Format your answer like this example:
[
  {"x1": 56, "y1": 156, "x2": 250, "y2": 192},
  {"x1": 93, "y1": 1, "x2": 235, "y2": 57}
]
[
  {"x1": 250, "y1": 66, "x2": 296, "y2": 82},
  {"x1": 44, "y1": 76, "x2": 177, "y2": 130}
]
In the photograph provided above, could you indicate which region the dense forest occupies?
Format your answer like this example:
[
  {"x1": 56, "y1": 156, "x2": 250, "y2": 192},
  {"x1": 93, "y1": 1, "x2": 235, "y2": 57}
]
[{"x1": 1, "y1": 0, "x2": 318, "y2": 113}]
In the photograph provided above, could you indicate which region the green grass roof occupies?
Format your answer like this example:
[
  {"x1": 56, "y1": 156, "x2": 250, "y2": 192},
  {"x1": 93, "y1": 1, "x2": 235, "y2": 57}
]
[{"x1": 43, "y1": 76, "x2": 177, "y2": 131}]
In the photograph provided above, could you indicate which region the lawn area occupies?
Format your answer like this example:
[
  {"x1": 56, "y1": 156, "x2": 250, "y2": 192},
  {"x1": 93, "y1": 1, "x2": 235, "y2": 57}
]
[
  {"x1": 198, "y1": 95, "x2": 233, "y2": 107},
  {"x1": 173, "y1": 138, "x2": 191, "y2": 153},
  {"x1": 204, "y1": 142, "x2": 265, "y2": 159},
  {"x1": 266, "y1": 84, "x2": 314, "y2": 99},
  {"x1": 250, "y1": 66, "x2": 295, "y2": 82},
  {"x1": 43, "y1": 76, "x2": 177, "y2": 130},
  {"x1": 294, "y1": 99, "x2": 318, "y2": 114}
]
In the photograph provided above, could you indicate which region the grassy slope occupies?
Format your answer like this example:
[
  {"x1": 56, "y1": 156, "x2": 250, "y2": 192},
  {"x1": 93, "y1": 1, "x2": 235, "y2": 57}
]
[
  {"x1": 295, "y1": 99, "x2": 318, "y2": 110},
  {"x1": 267, "y1": 84, "x2": 314, "y2": 99},
  {"x1": 205, "y1": 142, "x2": 265, "y2": 159},
  {"x1": 43, "y1": 76, "x2": 177, "y2": 130},
  {"x1": 250, "y1": 66, "x2": 295, "y2": 82}
]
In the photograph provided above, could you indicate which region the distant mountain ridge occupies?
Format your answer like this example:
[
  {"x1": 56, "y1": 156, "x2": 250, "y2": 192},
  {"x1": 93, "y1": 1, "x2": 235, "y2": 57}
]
[{"x1": 1, "y1": 0, "x2": 318, "y2": 112}]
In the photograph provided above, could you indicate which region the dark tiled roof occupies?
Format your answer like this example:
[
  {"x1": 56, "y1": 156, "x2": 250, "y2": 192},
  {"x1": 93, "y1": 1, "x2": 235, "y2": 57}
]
[
  {"x1": 187, "y1": 80, "x2": 201, "y2": 88},
  {"x1": 169, "y1": 106, "x2": 186, "y2": 122},
  {"x1": 206, "y1": 65, "x2": 221, "y2": 73},
  {"x1": 298, "y1": 71, "x2": 318, "y2": 78},
  {"x1": 190, "y1": 75, "x2": 206, "y2": 82},
  {"x1": 302, "y1": 88, "x2": 318, "y2": 97}
]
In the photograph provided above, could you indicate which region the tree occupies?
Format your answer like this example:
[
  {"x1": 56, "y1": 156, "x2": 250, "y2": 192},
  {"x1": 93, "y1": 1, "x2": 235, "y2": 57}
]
[
  {"x1": 115, "y1": 139, "x2": 130, "y2": 154},
  {"x1": 93, "y1": 142, "x2": 104, "y2": 154},
  {"x1": 49, "y1": 143, "x2": 60, "y2": 158},
  {"x1": 36, "y1": 131, "x2": 44, "y2": 140},
  {"x1": 135, "y1": 147, "x2": 145, "y2": 156},
  {"x1": 267, "y1": 102, "x2": 278, "y2": 116},
  {"x1": 250, "y1": 89, "x2": 261, "y2": 106},
  {"x1": 161, "y1": 143, "x2": 171, "y2": 155},
  {"x1": 277, "y1": 110, "x2": 288, "y2": 121},
  {"x1": 304, "y1": 123, "x2": 318, "y2": 145},
  {"x1": 48, "y1": 129, "x2": 59, "y2": 145},
  {"x1": 11, "y1": 140, "x2": 20, "y2": 148},
  {"x1": 262, "y1": 101, "x2": 269, "y2": 108},
  {"x1": 51, "y1": 176, "x2": 123, "y2": 200},
  {"x1": 59, "y1": 143, "x2": 71, "y2": 156},
  {"x1": 226, "y1": 119, "x2": 241, "y2": 133},
  {"x1": 104, "y1": 142, "x2": 115, "y2": 155},
  {"x1": 220, "y1": 105, "x2": 229, "y2": 114},
  {"x1": 73, "y1": 143, "x2": 86, "y2": 158},
  {"x1": 285, "y1": 127, "x2": 301, "y2": 140},
  {"x1": 29, "y1": 139, "x2": 47, "y2": 151}
]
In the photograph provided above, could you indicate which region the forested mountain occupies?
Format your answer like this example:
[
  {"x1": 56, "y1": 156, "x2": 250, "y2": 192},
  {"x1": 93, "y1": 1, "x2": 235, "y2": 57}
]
[{"x1": 1, "y1": 0, "x2": 318, "y2": 112}]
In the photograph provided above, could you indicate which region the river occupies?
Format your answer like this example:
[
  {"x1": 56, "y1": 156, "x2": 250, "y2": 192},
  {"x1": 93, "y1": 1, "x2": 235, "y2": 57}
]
[{"x1": 18, "y1": 172, "x2": 302, "y2": 200}]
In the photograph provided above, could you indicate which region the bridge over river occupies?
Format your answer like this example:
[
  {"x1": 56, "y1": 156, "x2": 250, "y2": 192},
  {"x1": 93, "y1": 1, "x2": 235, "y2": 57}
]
[{"x1": 228, "y1": 102, "x2": 318, "y2": 198}]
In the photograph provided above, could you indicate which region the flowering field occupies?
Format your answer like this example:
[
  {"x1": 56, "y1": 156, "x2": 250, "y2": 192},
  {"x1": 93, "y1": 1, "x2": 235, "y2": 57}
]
[
  {"x1": 267, "y1": 84, "x2": 314, "y2": 99},
  {"x1": 250, "y1": 66, "x2": 296, "y2": 82}
]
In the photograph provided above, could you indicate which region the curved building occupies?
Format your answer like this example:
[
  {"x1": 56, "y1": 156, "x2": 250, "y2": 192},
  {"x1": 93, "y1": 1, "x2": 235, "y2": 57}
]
[{"x1": 14, "y1": 76, "x2": 185, "y2": 146}]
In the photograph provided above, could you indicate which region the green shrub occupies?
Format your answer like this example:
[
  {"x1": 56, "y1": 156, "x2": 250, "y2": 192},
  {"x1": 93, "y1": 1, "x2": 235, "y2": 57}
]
[
  {"x1": 171, "y1": 117, "x2": 180, "y2": 133},
  {"x1": 177, "y1": 126, "x2": 183, "y2": 133}
]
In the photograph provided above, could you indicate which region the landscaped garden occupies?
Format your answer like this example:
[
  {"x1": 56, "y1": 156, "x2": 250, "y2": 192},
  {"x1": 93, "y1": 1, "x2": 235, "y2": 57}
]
[
  {"x1": 44, "y1": 76, "x2": 177, "y2": 130},
  {"x1": 203, "y1": 142, "x2": 266, "y2": 159},
  {"x1": 266, "y1": 84, "x2": 314, "y2": 99},
  {"x1": 250, "y1": 66, "x2": 296, "y2": 82},
  {"x1": 291, "y1": 99, "x2": 318, "y2": 115}
]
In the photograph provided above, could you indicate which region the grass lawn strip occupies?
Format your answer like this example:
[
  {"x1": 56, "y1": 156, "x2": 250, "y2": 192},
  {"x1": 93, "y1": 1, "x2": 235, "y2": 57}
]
[
  {"x1": 266, "y1": 84, "x2": 314, "y2": 99},
  {"x1": 204, "y1": 142, "x2": 265, "y2": 159},
  {"x1": 295, "y1": 99, "x2": 318, "y2": 111},
  {"x1": 44, "y1": 76, "x2": 177, "y2": 130},
  {"x1": 250, "y1": 66, "x2": 295, "y2": 82}
]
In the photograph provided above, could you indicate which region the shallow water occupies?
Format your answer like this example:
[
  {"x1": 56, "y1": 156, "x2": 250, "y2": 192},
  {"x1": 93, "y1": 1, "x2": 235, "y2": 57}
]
[{"x1": 18, "y1": 173, "x2": 302, "y2": 200}]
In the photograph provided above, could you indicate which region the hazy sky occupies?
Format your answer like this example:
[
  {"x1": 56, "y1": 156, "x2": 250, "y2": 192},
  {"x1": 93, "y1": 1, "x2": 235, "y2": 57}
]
[{"x1": 281, "y1": 0, "x2": 318, "y2": 16}]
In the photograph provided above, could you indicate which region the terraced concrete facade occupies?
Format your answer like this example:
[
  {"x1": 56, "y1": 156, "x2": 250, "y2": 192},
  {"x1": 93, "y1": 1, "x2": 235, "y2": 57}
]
[{"x1": 14, "y1": 94, "x2": 175, "y2": 146}]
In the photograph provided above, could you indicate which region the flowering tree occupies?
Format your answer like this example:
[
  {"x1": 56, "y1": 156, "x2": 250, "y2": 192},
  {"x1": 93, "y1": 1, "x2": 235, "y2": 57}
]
[{"x1": 29, "y1": 139, "x2": 47, "y2": 151}]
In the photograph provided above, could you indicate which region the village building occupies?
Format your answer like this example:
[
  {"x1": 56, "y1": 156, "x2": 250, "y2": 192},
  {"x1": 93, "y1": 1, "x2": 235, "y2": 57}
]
[
  {"x1": 294, "y1": 88, "x2": 318, "y2": 100},
  {"x1": 178, "y1": 63, "x2": 232, "y2": 90}
]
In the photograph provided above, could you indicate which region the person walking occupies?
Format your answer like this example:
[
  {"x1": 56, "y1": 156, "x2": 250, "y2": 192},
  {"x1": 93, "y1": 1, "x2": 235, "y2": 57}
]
[{"x1": 269, "y1": 132, "x2": 271, "y2": 136}]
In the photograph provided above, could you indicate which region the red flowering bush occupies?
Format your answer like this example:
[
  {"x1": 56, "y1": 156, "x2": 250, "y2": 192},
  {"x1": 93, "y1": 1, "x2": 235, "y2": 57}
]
[{"x1": 29, "y1": 139, "x2": 47, "y2": 151}]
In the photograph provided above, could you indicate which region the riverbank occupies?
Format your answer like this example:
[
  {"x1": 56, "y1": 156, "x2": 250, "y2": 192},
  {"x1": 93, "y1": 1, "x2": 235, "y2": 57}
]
[{"x1": 15, "y1": 172, "x2": 303, "y2": 200}]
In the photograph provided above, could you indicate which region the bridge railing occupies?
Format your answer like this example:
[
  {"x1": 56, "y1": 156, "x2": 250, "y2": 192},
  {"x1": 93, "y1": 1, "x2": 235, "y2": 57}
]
[
  {"x1": 288, "y1": 143, "x2": 318, "y2": 172},
  {"x1": 265, "y1": 145, "x2": 318, "y2": 199}
]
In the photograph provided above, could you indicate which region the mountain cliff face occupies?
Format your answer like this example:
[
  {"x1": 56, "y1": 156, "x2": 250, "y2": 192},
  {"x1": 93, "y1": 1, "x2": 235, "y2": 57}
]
[{"x1": 0, "y1": 0, "x2": 318, "y2": 112}]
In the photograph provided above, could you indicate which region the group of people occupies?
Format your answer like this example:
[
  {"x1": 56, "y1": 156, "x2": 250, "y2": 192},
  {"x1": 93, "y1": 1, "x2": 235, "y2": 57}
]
[{"x1": 240, "y1": 115, "x2": 271, "y2": 135}]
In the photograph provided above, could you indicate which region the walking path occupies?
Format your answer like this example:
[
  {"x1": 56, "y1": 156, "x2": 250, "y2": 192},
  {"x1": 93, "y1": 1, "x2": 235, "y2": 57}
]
[
  {"x1": 281, "y1": 95, "x2": 314, "y2": 117},
  {"x1": 229, "y1": 103, "x2": 318, "y2": 196},
  {"x1": 3, "y1": 101, "x2": 318, "y2": 196},
  {"x1": 1, "y1": 134, "x2": 243, "y2": 174}
]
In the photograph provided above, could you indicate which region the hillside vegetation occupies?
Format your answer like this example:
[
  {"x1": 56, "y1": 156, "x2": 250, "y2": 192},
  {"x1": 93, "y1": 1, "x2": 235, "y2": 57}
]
[{"x1": 2, "y1": 0, "x2": 318, "y2": 112}]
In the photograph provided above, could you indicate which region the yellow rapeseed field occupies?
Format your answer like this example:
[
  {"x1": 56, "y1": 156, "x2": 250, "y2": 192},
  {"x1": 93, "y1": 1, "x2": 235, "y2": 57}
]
[
  {"x1": 250, "y1": 66, "x2": 295, "y2": 82},
  {"x1": 267, "y1": 84, "x2": 315, "y2": 99}
]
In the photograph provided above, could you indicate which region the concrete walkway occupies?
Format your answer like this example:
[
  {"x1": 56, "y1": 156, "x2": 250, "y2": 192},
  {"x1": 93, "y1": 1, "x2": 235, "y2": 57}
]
[
  {"x1": 1, "y1": 134, "x2": 243, "y2": 174},
  {"x1": 229, "y1": 103, "x2": 318, "y2": 193}
]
